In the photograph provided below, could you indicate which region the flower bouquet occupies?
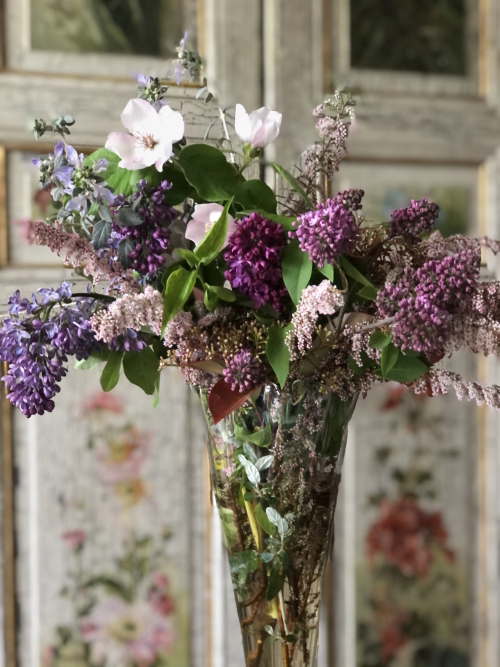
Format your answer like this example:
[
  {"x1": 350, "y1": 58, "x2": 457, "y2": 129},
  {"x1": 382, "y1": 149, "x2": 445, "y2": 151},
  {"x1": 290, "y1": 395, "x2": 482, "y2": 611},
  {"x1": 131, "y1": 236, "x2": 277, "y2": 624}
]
[{"x1": 3, "y1": 53, "x2": 500, "y2": 667}]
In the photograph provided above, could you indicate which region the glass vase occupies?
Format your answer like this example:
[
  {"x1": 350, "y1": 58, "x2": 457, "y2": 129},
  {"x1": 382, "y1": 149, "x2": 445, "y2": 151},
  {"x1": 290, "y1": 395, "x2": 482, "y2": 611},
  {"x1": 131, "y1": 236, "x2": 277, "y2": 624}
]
[{"x1": 199, "y1": 385, "x2": 357, "y2": 667}]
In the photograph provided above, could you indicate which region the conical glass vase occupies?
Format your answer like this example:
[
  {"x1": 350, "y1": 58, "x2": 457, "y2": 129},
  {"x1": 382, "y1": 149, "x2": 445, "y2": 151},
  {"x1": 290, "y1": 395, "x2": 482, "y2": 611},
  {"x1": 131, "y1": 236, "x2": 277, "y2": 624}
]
[{"x1": 199, "y1": 385, "x2": 357, "y2": 667}]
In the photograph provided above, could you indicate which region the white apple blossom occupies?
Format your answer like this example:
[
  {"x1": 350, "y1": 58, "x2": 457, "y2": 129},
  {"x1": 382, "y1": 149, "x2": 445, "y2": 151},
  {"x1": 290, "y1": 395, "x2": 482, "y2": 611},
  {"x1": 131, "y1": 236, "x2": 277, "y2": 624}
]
[
  {"x1": 234, "y1": 104, "x2": 282, "y2": 148},
  {"x1": 185, "y1": 203, "x2": 237, "y2": 248},
  {"x1": 105, "y1": 98, "x2": 184, "y2": 172}
]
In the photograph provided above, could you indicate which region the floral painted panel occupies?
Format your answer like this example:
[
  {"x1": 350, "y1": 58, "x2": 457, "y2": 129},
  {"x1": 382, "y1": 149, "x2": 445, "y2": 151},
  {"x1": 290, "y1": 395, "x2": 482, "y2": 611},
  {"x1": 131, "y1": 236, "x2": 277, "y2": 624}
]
[
  {"x1": 13, "y1": 365, "x2": 206, "y2": 667},
  {"x1": 353, "y1": 363, "x2": 475, "y2": 667}
]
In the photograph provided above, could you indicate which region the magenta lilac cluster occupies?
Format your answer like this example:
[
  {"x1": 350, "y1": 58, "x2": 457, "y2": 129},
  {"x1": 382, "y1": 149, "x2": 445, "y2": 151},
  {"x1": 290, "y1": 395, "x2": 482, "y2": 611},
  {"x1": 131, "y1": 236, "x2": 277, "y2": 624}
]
[
  {"x1": 113, "y1": 179, "x2": 177, "y2": 277},
  {"x1": 377, "y1": 249, "x2": 480, "y2": 355},
  {"x1": 389, "y1": 198, "x2": 440, "y2": 243},
  {"x1": 291, "y1": 189, "x2": 363, "y2": 268},
  {"x1": 0, "y1": 283, "x2": 99, "y2": 417},
  {"x1": 223, "y1": 349, "x2": 265, "y2": 392},
  {"x1": 224, "y1": 213, "x2": 288, "y2": 310}
]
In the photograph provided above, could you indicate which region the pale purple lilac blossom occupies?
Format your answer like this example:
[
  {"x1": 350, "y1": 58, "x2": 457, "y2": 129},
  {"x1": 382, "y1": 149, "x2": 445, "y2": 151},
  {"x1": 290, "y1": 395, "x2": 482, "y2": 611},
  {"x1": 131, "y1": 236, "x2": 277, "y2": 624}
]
[{"x1": 389, "y1": 198, "x2": 440, "y2": 244}]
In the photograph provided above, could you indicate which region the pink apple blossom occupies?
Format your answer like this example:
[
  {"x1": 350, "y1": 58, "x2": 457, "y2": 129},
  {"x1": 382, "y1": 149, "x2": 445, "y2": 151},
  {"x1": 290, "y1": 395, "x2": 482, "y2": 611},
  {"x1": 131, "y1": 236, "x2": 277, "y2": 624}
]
[
  {"x1": 105, "y1": 98, "x2": 184, "y2": 172},
  {"x1": 80, "y1": 598, "x2": 175, "y2": 667},
  {"x1": 61, "y1": 529, "x2": 86, "y2": 550},
  {"x1": 234, "y1": 104, "x2": 282, "y2": 148},
  {"x1": 185, "y1": 203, "x2": 237, "y2": 248}
]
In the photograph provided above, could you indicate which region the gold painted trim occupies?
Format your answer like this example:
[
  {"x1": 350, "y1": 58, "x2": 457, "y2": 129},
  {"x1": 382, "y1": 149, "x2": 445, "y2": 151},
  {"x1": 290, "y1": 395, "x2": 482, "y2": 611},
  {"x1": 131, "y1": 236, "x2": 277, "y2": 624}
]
[
  {"x1": 2, "y1": 371, "x2": 16, "y2": 667},
  {"x1": 197, "y1": 0, "x2": 206, "y2": 59}
]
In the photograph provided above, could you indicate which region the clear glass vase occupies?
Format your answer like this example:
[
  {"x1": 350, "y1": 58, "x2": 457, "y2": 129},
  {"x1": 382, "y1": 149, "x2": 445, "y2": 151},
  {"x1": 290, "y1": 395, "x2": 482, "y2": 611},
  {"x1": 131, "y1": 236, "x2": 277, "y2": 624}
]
[{"x1": 198, "y1": 385, "x2": 357, "y2": 667}]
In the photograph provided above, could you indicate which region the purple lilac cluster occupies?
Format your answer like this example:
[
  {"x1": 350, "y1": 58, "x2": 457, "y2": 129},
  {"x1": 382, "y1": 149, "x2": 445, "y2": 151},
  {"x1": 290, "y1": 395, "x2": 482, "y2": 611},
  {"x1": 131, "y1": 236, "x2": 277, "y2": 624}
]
[
  {"x1": 223, "y1": 349, "x2": 265, "y2": 392},
  {"x1": 377, "y1": 249, "x2": 480, "y2": 355},
  {"x1": 0, "y1": 283, "x2": 99, "y2": 417},
  {"x1": 389, "y1": 198, "x2": 440, "y2": 244},
  {"x1": 224, "y1": 213, "x2": 288, "y2": 310},
  {"x1": 108, "y1": 329, "x2": 147, "y2": 353},
  {"x1": 291, "y1": 189, "x2": 363, "y2": 267},
  {"x1": 113, "y1": 180, "x2": 177, "y2": 277}
]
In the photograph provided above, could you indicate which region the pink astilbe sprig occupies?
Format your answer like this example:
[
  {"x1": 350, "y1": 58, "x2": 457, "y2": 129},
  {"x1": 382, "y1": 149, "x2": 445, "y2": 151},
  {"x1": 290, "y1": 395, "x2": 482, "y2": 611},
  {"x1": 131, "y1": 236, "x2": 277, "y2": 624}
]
[
  {"x1": 33, "y1": 221, "x2": 136, "y2": 289},
  {"x1": 288, "y1": 281, "x2": 344, "y2": 357},
  {"x1": 90, "y1": 286, "x2": 163, "y2": 343},
  {"x1": 413, "y1": 369, "x2": 500, "y2": 410}
]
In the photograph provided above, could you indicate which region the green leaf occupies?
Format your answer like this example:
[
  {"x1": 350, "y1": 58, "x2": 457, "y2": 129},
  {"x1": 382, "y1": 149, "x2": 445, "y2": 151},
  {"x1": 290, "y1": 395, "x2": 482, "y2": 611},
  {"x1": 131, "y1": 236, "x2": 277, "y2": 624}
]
[
  {"x1": 358, "y1": 285, "x2": 378, "y2": 301},
  {"x1": 234, "y1": 179, "x2": 277, "y2": 213},
  {"x1": 369, "y1": 331, "x2": 392, "y2": 349},
  {"x1": 209, "y1": 285, "x2": 236, "y2": 302},
  {"x1": 218, "y1": 507, "x2": 239, "y2": 549},
  {"x1": 271, "y1": 163, "x2": 313, "y2": 208},
  {"x1": 204, "y1": 287, "x2": 219, "y2": 312},
  {"x1": 84, "y1": 148, "x2": 161, "y2": 197},
  {"x1": 254, "y1": 503, "x2": 276, "y2": 536},
  {"x1": 161, "y1": 267, "x2": 197, "y2": 335},
  {"x1": 385, "y1": 355, "x2": 429, "y2": 383},
  {"x1": 238, "y1": 210, "x2": 296, "y2": 232},
  {"x1": 123, "y1": 347, "x2": 160, "y2": 395},
  {"x1": 282, "y1": 240, "x2": 312, "y2": 305},
  {"x1": 381, "y1": 343, "x2": 399, "y2": 377},
  {"x1": 266, "y1": 562, "x2": 285, "y2": 601},
  {"x1": 160, "y1": 163, "x2": 195, "y2": 205},
  {"x1": 234, "y1": 423, "x2": 272, "y2": 448},
  {"x1": 75, "y1": 350, "x2": 108, "y2": 370},
  {"x1": 176, "y1": 248, "x2": 199, "y2": 267},
  {"x1": 92, "y1": 219, "x2": 111, "y2": 250},
  {"x1": 266, "y1": 324, "x2": 292, "y2": 389},
  {"x1": 100, "y1": 351, "x2": 123, "y2": 392},
  {"x1": 194, "y1": 199, "x2": 232, "y2": 265},
  {"x1": 229, "y1": 550, "x2": 259, "y2": 587},
  {"x1": 318, "y1": 263, "x2": 334, "y2": 281},
  {"x1": 177, "y1": 144, "x2": 244, "y2": 201},
  {"x1": 118, "y1": 238, "x2": 134, "y2": 267},
  {"x1": 339, "y1": 256, "x2": 374, "y2": 288}
]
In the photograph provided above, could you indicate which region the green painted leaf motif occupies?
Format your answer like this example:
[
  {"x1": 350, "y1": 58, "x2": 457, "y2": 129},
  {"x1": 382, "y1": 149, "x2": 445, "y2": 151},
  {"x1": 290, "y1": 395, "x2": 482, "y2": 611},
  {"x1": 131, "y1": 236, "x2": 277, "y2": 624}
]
[
  {"x1": 340, "y1": 255, "x2": 374, "y2": 287},
  {"x1": 229, "y1": 550, "x2": 259, "y2": 586},
  {"x1": 266, "y1": 562, "x2": 285, "y2": 601},
  {"x1": 122, "y1": 347, "x2": 160, "y2": 395},
  {"x1": 161, "y1": 267, "x2": 197, "y2": 336},
  {"x1": 92, "y1": 219, "x2": 111, "y2": 250},
  {"x1": 369, "y1": 331, "x2": 392, "y2": 349},
  {"x1": 266, "y1": 324, "x2": 292, "y2": 389},
  {"x1": 271, "y1": 163, "x2": 313, "y2": 208},
  {"x1": 254, "y1": 503, "x2": 276, "y2": 536},
  {"x1": 194, "y1": 199, "x2": 232, "y2": 265},
  {"x1": 234, "y1": 179, "x2": 277, "y2": 213},
  {"x1": 381, "y1": 343, "x2": 399, "y2": 377},
  {"x1": 100, "y1": 351, "x2": 123, "y2": 392},
  {"x1": 385, "y1": 354, "x2": 429, "y2": 383},
  {"x1": 318, "y1": 263, "x2": 334, "y2": 281},
  {"x1": 358, "y1": 284, "x2": 378, "y2": 301},
  {"x1": 177, "y1": 144, "x2": 244, "y2": 201},
  {"x1": 83, "y1": 575, "x2": 133, "y2": 602},
  {"x1": 282, "y1": 240, "x2": 313, "y2": 304}
]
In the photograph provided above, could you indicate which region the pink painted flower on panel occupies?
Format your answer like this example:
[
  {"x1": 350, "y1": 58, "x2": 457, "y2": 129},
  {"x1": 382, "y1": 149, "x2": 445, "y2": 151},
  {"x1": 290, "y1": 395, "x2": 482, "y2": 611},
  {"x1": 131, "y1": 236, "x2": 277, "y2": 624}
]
[
  {"x1": 80, "y1": 597, "x2": 175, "y2": 667},
  {"x1": 96, "y1": 426, "x2": 149, "y2": 485},
  {"x1": 105, "y1": 98, "x2": 184, "y2": 172},
  {"x1": 61, "y1": 529, "x2": 86, "y2": 551},
  {"x1": 234, "y1": 104, "x2": 282, "y2": 148},
  {"x1": 82, "y1": 391, "x2": 123, "y2": 415},
  {"x1": 185, "y1": 203, "x2": 237, "y2": 248}
]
